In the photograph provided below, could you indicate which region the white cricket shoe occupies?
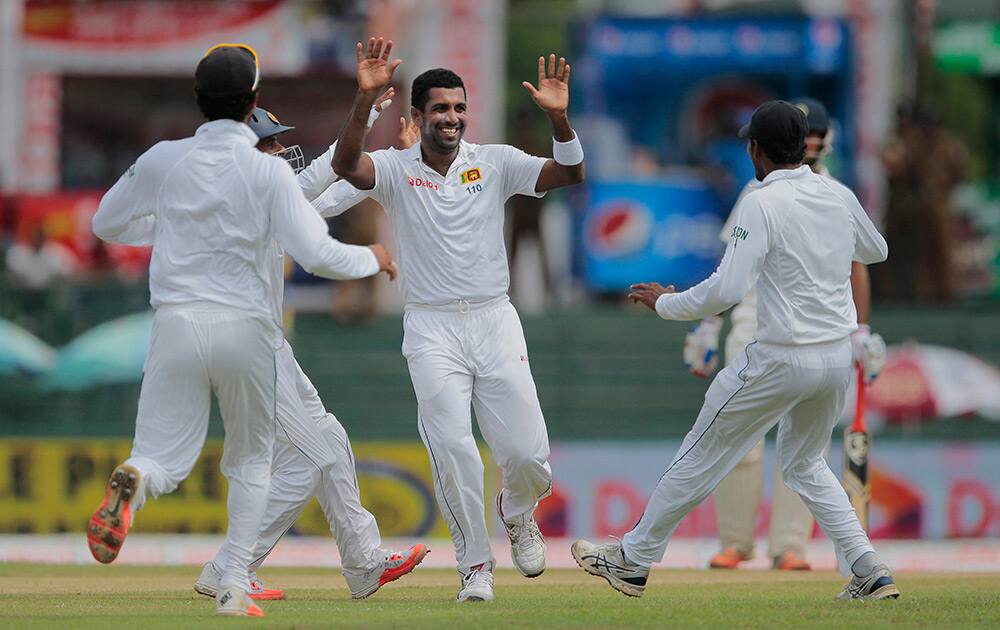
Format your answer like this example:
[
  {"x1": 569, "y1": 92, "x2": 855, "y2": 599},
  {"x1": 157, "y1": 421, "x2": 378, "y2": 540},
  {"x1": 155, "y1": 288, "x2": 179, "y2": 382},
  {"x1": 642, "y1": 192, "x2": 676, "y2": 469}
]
[
  {"x1": 194, "y1": 562, "x2": 285, "y2": 600},
  {"x1": 456, "y1": 564, "x2": 494, "y2": 603},
  {"x1": 344, "y1": 544, "x2": 428, "y2": 599},
  {"x1": 497, "y1": 493, "x2": 546, "y2": 578},
  {"x1": 572, "y1": 538, "x2": 649, "y2": 598},
  {"x1": 215, "y1": 586, "x2": 264, "y2": 617},
  {"x1": 836, "y1": 564, "x2": 901, "y2": 601}
]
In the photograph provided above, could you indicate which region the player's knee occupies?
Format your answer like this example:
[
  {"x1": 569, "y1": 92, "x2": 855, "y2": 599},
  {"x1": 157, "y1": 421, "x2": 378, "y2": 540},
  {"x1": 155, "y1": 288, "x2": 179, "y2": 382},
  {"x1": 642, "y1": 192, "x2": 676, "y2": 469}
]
[{"x1": 498, "y1": 444, "x2": 549, "y2": 475}]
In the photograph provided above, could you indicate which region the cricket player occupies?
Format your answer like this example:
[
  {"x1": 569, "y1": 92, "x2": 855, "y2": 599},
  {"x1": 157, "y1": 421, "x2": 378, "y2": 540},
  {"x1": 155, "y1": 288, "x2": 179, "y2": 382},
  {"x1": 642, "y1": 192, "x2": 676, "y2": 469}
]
[
  {"x1": 573, "y1": 101, "x2": 899, "y2": 601},
  {"x1": 684, "y1": 98, "x2": 887, "y2": 571},
  {"x1": 192, "y1": 103, "x2": 426, "y2": 602},
  {"x1": 87, "y1": 44, "x2": 397, "y2": 617},
  {"x1": 332, "y1": 38, "x2": 585, "y2": 602}
]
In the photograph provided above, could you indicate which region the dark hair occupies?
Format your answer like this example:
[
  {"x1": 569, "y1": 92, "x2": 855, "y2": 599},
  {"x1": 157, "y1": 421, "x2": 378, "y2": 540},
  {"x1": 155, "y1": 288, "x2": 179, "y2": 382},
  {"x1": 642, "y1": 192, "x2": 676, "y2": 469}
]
[
  {"x1": 195, "y1": 88, "x2": 257, "y2": 122},
  {"x1": 757, "y1": 137, "x2": 806, "y2": 165},
  {"x1": 411, "y1": 68, "x2": 465, "y2": 112}
]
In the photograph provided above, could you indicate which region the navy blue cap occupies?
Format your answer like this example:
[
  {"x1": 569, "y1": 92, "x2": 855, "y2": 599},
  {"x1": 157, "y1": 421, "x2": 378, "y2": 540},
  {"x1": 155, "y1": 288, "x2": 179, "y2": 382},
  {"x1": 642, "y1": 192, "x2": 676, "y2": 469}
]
[{"x1": 738, "y1": 100, "x2": 809, "y2": 156}]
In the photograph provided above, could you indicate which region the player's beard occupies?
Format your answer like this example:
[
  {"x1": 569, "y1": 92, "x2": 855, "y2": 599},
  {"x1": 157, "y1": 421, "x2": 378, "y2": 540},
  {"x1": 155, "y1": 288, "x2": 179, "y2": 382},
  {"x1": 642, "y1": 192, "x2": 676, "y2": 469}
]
[{"x1": 424, "y1": 122, "x2": 464, "y2": 154}]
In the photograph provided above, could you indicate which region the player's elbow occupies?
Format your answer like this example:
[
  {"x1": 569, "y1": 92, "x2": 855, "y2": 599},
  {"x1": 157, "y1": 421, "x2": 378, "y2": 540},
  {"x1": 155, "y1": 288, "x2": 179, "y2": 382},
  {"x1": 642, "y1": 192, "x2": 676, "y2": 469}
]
[
  {"x1": 91, "y1": 212, "x2": 118, "y2": 242},
  {"x1": 565, "y1": 161, "x2": 585, "y2": 186}
]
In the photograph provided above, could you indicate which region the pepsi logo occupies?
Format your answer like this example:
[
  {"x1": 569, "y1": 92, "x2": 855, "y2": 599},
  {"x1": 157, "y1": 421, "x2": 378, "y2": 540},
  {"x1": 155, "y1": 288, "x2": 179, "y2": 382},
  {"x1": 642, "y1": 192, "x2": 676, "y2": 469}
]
[{"x1": 586, "y1": 201, "x2": 653, "y2": 257}]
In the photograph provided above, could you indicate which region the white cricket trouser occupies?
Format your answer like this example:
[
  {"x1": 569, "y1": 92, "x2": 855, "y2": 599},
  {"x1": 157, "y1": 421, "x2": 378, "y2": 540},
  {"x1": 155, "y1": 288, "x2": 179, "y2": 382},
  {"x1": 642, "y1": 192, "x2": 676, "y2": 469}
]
[
  {"x1": 403, "y1": 297, "x2": 551, "y2": 573},
  {"x1": 211, "y1": 340, "x2": 382, "y2": 575},
  {"x1": 713, "y1": 316, "x2": 815, "y2": 559},
  {"x1": 125, "y1": 306, "x2": 276, "y2": 591},
  {"x1": 624, "y1": 338, "x2": 874, "y2": 575}
]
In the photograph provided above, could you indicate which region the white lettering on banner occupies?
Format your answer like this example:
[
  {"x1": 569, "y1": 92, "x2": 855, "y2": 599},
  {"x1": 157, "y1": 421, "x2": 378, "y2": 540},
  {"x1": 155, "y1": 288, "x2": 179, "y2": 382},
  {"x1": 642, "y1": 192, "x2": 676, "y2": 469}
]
[
  {"x1": 407, "y1": 0, "x2": 503, "y2": 143},
  {"x1": 20, "y1": 73, "x2": 60, "y2": 192},
  {"x1": 651, "y1": 213, "x2": 724, "y2": 259}
]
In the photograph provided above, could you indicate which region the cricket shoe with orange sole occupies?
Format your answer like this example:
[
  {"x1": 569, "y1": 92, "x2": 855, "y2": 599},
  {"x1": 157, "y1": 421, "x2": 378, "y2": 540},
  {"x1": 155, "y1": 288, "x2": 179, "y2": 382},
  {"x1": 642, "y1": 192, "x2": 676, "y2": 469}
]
[
  {"x1": 773, "y1": 551, "x2": 812, "y2": 571},
  {"x1": 345, "y1": 544, "x2": 429, "y2": 599},
  {"x1": 87, "y1": 464, "x2": 141, "y2": 564},
  {"x1": 194, "y1": 562, "x2": 286, "y2": 600},
  {"x1": 708, "y1": 546, "x2": 752, "y2": 569},
  {"x1": 215, "y1": 586, "x2": 265, "y2": 617}
]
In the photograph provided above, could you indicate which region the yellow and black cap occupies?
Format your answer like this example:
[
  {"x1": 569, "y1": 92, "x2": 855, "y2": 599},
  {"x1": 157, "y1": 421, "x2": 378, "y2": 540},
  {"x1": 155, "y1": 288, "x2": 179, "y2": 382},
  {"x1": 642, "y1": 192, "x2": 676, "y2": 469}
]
[
  {"x1": 195, "y1": 43, "x2": 260, "y2": 97},
  {"x1": 790, "y1": 97, "x2": 830, "y2": 136}
]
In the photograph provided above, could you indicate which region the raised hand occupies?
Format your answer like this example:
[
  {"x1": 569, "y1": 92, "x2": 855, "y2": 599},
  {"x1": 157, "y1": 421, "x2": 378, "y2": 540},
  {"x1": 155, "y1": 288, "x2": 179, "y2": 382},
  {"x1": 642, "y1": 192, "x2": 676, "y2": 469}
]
[
  {"x1": 397, "y1": 117, "x2": 420, "y2": 149},
  {"x1": 355, "y1": 37, "x2": 402, "y2": 95},
  {"x1": 522, "y1": 54, "x2": 570, "y2": 114},
  {"x1": 374, "y1": 87, "x2": 395, "y2": 113}
]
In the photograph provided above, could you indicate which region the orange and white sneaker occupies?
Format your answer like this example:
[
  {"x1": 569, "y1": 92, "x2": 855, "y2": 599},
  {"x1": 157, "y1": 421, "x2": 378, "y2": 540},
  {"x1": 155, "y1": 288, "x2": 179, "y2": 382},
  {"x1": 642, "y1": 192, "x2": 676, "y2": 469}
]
[
  {"x1": 215, "y1": 586, "x2": 265, "y2": 617},
  {"x1": 194, "y1": 562, "x2": 286, "y2": 601},
  {"x1": 248, "y1": 573, "x2": 286, "y2": 600},
  {"x1": 708, "y1": 546, "x2": 752, "y2": 569},
  {"x1": 87, "y1": 464, "x2": 141, "y2": 564},
  {"x1": 773, "y1": 551, "x2": 812, "y2": 571},
  {"x1": 344, "y1": 544, "x2": 429, "y2": 599}
]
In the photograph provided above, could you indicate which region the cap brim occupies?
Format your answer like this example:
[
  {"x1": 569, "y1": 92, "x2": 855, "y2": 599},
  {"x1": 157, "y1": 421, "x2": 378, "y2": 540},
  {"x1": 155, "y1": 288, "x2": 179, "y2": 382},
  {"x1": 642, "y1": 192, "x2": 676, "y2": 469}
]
[
  {"x1": 738, "y1": 124, "x2": 751, "y2": 139},
  {"x1": 259, "y1": 124, "x2": 295, "y2": 140}
]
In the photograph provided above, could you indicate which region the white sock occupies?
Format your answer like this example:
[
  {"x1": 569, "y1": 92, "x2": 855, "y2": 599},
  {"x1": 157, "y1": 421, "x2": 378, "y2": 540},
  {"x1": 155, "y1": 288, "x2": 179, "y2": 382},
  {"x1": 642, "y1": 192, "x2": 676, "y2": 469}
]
[{"x1": 851, "y1": 551, "x2": 881, "y2": 577}]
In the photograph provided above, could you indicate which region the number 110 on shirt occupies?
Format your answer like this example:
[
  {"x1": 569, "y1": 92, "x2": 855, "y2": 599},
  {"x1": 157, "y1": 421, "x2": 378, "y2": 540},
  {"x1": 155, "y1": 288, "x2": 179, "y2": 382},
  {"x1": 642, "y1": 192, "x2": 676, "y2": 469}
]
[{"x1": 465, "y1": 183, "x2": 482, "y2": 195}]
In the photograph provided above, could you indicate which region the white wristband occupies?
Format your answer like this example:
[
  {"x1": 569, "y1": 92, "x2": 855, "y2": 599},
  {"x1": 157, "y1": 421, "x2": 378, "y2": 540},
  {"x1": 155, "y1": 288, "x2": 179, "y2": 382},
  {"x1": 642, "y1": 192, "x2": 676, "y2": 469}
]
[
  {"x1": 553, "y1": 132, "x2": 584, "y2": 166},
  {"x1": 367, "y1": 100, "x2": 389, "y2": 129}
]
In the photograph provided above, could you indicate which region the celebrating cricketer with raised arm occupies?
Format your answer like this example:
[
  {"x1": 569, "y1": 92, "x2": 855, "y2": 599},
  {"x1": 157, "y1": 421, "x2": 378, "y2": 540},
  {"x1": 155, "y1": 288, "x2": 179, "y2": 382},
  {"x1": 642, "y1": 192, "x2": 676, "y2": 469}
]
[
  {"x1": 572, "y1": 101, "x2": 898, "y2": 602},
  {"x1": 86, "y1": 44, "x2": 399, "y2": 618},
  {"x1": 333, "y1": 37, "x2": 584, "y2": 603}
]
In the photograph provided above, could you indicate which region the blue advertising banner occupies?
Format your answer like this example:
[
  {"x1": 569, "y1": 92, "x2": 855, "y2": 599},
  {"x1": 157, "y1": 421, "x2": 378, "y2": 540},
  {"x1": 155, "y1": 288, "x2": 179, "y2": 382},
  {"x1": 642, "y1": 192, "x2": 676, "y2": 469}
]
[
  {"x1": 580, "y1": 180, "x2": 725, "y2": 291},
  {"x1": 585, "y1": 16, "x2": 848, "y2": 74}
]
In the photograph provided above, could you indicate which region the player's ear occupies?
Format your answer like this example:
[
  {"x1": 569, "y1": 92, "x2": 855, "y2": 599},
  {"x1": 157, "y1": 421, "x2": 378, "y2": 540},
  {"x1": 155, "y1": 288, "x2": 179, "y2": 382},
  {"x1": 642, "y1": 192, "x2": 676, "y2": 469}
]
[{"x1": 410, "y1": 105, "x2": 423, "y2": 126}]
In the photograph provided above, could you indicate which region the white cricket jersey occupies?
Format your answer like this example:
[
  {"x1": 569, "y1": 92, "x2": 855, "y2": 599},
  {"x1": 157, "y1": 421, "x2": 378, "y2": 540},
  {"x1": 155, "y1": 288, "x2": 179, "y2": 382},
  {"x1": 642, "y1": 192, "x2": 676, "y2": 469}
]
[
  {"x1": 365, "y1": 141, "x2": 547, "y2": 307},
  {"x1": 655, "y1": 165, "x2": 887, "y2": 345},
  {"x1": 93, "y1": 119, "x2": 378, "y2": 339}
]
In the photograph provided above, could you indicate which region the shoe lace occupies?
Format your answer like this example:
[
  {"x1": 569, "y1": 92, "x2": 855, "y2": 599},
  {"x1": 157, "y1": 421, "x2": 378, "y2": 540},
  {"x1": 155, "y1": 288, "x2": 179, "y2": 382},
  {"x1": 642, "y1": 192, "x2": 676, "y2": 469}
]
[
  {"x1": 506, "y1": 518, "x2": 543, "y2": 548},
  {"x1": 463, "y1": 565, "x2": 494, "y2": 588}
]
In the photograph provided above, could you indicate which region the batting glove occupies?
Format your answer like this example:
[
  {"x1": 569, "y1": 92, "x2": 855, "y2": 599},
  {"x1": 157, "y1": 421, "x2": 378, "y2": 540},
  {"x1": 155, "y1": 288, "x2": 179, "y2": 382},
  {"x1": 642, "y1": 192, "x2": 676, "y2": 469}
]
[
  {"x1": 684, "y1": 316, "x2": 723, "y2": 378},
  {"x1": 851, "y1": 324, "x2": 887, "y2": 384}
]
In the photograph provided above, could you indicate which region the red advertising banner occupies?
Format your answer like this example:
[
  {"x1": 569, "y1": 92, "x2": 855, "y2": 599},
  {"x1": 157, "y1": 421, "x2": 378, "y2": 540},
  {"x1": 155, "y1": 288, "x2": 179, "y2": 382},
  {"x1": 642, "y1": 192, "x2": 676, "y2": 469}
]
[
  {"x1": 11, "y1": 191, "x2": 150, "y2": 276},
  {"x1": 23, "y1": 0, "x2": 283, "y2": 47}
]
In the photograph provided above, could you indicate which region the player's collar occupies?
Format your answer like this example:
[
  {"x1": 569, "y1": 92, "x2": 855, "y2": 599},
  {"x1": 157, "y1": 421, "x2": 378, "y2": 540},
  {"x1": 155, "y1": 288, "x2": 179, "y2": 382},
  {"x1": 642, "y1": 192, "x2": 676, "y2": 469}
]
[
  {"x1": 405, "y1": 140, "x2": 472, "y2": 162},
  {"x1": 759, "y1": 164, "x2": 811, "y2": 186},
  {"x1": 195, "y1": 119, "x2": 259, "y2": 146}
]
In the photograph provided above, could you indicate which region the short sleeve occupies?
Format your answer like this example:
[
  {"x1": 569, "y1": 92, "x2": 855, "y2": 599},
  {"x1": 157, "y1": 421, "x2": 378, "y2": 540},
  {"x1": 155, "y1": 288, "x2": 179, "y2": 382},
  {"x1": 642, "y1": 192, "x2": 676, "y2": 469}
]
[
  {"x1": 367, "y1": 149, "x2": 397, "y2": 211},
  {"x1": 497, "y1": 145, "x2": 547, "y2": 200}
]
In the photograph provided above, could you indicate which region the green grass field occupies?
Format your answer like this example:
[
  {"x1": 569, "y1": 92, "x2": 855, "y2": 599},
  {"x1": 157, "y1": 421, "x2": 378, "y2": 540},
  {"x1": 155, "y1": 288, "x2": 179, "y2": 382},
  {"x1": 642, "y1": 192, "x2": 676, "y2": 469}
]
[{"x1": 2, "y1": 564, "x2": 999, "y2": 629}]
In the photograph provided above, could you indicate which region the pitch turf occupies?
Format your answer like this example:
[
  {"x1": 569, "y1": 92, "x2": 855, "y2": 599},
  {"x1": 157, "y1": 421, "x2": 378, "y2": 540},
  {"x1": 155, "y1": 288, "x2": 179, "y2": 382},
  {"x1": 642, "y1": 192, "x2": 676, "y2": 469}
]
[{"x1": 1, "y1": 564, "x2": 999, "y2": 629}]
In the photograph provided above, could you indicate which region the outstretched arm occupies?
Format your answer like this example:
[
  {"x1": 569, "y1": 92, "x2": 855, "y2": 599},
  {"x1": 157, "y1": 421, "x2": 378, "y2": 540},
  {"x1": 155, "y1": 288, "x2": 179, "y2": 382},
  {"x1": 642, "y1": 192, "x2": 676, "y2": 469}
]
[
  {"x1": 522, "y1": 54, "x2": 585, "y2": 193},
  {"x1": 333, "y1": 37, "x2": 402, "y2": 191}
]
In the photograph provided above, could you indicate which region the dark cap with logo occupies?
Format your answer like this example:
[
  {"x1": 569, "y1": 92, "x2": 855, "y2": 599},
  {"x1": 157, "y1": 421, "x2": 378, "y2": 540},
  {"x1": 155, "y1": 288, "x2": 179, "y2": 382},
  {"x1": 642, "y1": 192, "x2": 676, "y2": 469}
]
[
  {"x1": 790, "y1": 97, "x2": 830, "y2": 136},
  {"x1": 739, "y1": 100, "x2": 808, "y2": 158},
  {"x1": 195, "y1": 45, "x2": 259, "y2": 97}
]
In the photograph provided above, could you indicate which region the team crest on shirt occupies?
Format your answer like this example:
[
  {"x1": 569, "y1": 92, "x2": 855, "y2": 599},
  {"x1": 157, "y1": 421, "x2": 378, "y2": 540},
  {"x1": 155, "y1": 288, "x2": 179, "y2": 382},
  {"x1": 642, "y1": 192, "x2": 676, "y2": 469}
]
[{"x1": 459, "y1": 168, "x2": 482, "y2": 185}]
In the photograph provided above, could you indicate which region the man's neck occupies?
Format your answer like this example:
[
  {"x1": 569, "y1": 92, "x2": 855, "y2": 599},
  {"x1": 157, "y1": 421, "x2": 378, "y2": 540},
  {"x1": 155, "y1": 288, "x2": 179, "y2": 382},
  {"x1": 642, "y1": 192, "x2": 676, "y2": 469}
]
[
  {"x1": 762, "y1": 163, "x2": 802, "y2": 178},
  {"x1": 421, "y1": 145, "x2": 459, "y2": 177}
]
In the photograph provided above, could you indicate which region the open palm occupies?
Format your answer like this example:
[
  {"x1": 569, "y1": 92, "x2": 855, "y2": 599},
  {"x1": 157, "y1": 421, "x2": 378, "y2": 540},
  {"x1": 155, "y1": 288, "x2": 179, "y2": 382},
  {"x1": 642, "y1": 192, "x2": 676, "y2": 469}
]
[
  {"x1": 356, "y1": 37, "x2": 401, "y2": 94},
  {"x1": 523, "y1": 54, "x2": 570, "y2": 113}
]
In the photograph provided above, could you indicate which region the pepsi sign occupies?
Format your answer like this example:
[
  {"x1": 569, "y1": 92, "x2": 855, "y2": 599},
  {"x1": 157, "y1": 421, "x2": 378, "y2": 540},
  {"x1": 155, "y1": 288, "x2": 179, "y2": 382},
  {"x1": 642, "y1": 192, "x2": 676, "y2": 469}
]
[{"x1": 579, "y1": 181, "x2": 725, "y2": 291}]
